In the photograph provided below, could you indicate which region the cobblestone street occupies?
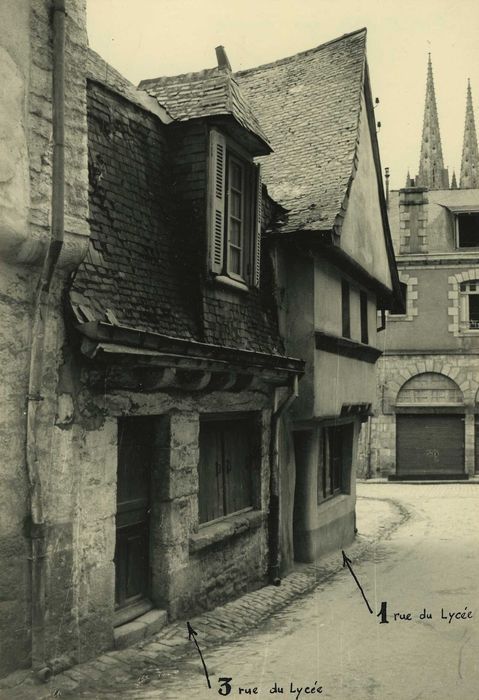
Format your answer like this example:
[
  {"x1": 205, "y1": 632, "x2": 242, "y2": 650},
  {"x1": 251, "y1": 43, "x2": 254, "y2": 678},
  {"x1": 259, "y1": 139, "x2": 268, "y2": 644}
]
[{"x1": 5, "y1": 482, "x2": 479, "y2": 699}]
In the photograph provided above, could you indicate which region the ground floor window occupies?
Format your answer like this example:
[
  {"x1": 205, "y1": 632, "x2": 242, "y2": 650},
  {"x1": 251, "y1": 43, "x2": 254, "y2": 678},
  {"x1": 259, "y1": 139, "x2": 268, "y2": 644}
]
[
  {"x1": 198, "y1": 414, "x2": 260, "y2": 524},
  {"x1": 318, "y1": 423, "x2": 354, "y2": 502}
]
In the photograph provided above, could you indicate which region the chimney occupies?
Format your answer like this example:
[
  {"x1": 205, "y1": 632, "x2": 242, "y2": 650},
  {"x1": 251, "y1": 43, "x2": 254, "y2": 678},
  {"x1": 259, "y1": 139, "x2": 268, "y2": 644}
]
[{"x1": 215, "y1": 46, "x2": 232, "y2": 72}]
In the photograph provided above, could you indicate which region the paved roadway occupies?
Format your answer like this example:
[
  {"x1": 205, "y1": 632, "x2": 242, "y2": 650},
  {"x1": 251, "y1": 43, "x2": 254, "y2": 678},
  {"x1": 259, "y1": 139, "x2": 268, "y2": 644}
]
[{"x1": 112, "y1": 483, "x2": 479, "y2": 700}]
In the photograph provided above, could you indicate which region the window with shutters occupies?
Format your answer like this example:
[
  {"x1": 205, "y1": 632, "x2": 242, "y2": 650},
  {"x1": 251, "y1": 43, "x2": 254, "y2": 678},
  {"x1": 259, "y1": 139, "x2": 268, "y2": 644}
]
[
  {"x1": 198, "y1": 414, "x2": 260, "y2": 525},
  {"x1": 208, "y1": 128, "x2": 262, "y2": 288}
]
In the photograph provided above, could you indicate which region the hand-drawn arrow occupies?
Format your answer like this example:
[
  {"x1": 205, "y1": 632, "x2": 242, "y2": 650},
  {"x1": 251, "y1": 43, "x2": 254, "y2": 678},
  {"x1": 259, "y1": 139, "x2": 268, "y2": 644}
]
[
  {"x1": 342, "y1": 550, "x2": 373, "y2": 614},
  {"x1": 187, "y1": 621, "x2": 211, "y2": 689}
]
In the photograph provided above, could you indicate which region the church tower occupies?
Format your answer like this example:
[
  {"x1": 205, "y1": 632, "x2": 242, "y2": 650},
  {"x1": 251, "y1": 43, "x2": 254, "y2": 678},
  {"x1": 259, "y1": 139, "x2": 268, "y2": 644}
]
[
  {"x1": 416, "y1": 55, "x2": 449, "y2": 189},
  {"x1": 459, "y1": 80, "x2": 479, "y2": 189}
]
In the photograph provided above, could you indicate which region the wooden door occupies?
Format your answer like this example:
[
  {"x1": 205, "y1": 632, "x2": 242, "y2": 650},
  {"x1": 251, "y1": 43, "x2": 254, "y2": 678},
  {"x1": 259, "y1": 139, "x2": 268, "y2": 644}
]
[
  {"x1": 115, "y1": 417, "x2": 153, "y2": 611},
  {"x1": 396, "y1": 414, "x2": 464, "y2": 476}
]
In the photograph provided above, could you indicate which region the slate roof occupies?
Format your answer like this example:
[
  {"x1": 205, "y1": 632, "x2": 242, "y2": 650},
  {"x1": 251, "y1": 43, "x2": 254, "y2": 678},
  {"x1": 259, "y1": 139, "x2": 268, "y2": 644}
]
[
  {"x1": 70, "y1": 79, "x2": 285, "y2": 356},
  {"x1": 235, "y1": 28, "x2": 367, "y2": 234},
  {"x1": 139, "y1": 66, "x2": 271, "y2": 153},
  {"x1": 71, "y1": 81, "x2": 199, "y2": 341}
]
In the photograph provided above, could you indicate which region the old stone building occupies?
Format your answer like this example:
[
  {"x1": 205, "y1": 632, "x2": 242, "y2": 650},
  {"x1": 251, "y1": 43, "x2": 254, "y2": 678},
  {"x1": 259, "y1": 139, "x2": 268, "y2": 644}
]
[
  {"x1": 362, "y1": 56, "x2": 479, "y2": 479},
  {"x1": 0, "y1": 2, "x2": 400, "y2": 682}
]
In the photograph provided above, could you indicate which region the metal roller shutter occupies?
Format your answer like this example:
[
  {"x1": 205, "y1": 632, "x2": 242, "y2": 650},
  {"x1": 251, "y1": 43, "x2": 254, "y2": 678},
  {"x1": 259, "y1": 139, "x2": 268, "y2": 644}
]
[{"x1": 396, "y1": 414, "x2": 465, "y2": 477}]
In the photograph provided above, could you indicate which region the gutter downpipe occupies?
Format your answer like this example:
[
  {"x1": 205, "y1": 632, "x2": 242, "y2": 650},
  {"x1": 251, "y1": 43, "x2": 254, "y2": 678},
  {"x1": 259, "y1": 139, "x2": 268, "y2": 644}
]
[
  {"x1": 26, "y1": 0, "x2": 66, "y2": 681},
  {"x1": 268, "y1": 374, "x2": 299, "y2": 585}
]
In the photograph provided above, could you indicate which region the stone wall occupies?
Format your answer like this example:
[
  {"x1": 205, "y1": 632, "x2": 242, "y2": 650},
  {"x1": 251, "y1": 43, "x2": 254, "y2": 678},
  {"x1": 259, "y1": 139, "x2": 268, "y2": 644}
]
[
  {"x1": 358, "y1": 353, "x2": 479, "y2": 477},
  {"x1": 69, "y1": 373, "x2": 274, "y2": 629},
  {"x1": 0, "y1": 0, "x2": 90, "y2": 678}
]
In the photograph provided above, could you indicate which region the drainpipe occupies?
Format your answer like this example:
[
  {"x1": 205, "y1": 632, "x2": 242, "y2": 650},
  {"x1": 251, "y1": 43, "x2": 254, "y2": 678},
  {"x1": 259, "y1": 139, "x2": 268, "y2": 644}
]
[
  {"x1": 268, "y1": 374, "x2": 299, "y2": 585},
  {"x1": 25, "y1": 0, "x2": 66, "y2": 681}
]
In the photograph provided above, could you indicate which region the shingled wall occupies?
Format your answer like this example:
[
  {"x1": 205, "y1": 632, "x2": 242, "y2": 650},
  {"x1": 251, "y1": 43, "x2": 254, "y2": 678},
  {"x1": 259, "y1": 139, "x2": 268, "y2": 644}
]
[{"x1": 72, "y1": 82, "x2": 284, "y2": 356}]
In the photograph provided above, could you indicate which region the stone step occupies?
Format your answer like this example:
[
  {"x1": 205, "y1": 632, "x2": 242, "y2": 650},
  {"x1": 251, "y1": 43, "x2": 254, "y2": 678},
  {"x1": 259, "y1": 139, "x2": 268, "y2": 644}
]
[{"x1": 114, "y1": 609, "x2": 168, "y2": 649}]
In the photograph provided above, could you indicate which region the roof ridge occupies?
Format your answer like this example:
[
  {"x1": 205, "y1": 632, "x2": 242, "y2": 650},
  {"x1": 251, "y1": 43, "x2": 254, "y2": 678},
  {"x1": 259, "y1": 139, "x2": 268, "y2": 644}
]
[
  {"x1": 139, "y1": 66, "x2": 220, "y2": 88},
  {"x1": 235, "y1": 27, "x2": 367, "y2": 77}
]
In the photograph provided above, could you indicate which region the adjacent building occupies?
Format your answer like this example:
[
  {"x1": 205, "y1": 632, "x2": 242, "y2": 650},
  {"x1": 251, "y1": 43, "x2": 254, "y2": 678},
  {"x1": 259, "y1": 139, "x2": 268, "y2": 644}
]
[
  {"x1": 0, "y1": 2, "x2": 400, "y2": 681},
  {"x1": 234, "y1": 30, "x2": 401, "y2": 560},
  {"x1": 362, "y1": 56, "x2": 479, "y2": 479}
]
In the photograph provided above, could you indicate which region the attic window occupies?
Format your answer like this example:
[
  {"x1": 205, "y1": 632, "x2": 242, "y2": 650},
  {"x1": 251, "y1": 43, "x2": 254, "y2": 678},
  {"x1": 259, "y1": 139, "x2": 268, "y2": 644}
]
[
  {"x1": 456, "y1": 213, "x2": 479, "y2": 248},
  {"x1": 208, "y1": 128, "x2": 262, "y2": 288}
]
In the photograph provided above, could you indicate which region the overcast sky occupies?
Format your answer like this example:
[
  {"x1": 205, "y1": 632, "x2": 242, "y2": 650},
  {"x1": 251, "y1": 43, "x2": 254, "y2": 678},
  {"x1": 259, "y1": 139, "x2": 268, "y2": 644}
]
[{"x1": 87, "y1": 0, "x2": 479, "y2": 190}]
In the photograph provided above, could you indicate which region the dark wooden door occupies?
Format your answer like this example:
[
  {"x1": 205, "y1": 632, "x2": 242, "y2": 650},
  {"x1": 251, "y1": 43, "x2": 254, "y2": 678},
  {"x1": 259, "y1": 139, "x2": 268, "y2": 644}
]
[
  {"x1": 396, "y1": 414, "x2": 464, "y2": 476},
  {"x1": 115, "y1": 418, "x2": 153, "y2": 610}
]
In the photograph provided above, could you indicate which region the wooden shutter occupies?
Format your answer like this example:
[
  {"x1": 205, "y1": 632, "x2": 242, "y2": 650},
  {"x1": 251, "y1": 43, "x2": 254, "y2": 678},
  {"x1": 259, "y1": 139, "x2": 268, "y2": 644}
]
[
  {"x1": 208, "y1": 129, "x2": 226, "y2": 274},
  {"x1": 198, "y1": 421, "x2": 224, "y2": 523},
  {"x1": 252, "y1": 163, "x2": 262, "y2": 287},
  {"x1": 223, "y1": 420, "x2": 253, "y2": 515}
]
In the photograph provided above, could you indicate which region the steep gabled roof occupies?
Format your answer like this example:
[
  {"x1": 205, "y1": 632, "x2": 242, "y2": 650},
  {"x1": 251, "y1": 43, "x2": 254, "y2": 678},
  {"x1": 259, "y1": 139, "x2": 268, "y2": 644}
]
[
  {"x1": 139, "y1": 65, "x2": 271, "y2": 154},
  {"x1": 235, "y1": 28, "x2": 367, "y2": 234}
]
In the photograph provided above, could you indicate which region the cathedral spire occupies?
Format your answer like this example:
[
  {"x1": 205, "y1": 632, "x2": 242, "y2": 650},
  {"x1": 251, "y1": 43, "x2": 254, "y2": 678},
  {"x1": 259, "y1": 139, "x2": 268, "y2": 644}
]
[
  {"x1": 460, "y1": 79, "x2": 479, "y2": 189},
  {"x1": 416, "y1": 54, "x2": 449, "y2": 189}
]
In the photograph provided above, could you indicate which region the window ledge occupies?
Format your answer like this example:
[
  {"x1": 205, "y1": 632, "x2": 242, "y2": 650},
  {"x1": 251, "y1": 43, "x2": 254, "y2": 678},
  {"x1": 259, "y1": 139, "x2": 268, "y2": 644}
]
[
  {"x1": 190, "y1": 510, "x2": 265, "y2": 553},
  {"x1": 214, "y1": 275, "x2": 250, "y2": 293},
  {"x1": 317, "y1": 493, "x2": 351, "y2": 511}
]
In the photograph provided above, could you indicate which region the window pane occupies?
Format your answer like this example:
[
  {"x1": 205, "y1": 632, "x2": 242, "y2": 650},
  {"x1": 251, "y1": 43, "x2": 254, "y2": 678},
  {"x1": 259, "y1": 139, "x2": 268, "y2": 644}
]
[
  {"x1": 229, "y1": 246, "x2": 241, "y2": 275},
  {"x1": 230, "y1": 162, "x2": 242, "y2": 191},
  {"x1": 360, "y1": 290, "x2": 369, "y2": 344},
  {"x1": 230, "y1": 218, "x2": 242, "y2": 246},
  {"x1": 317, "y1": 430, "x2": 328, "y2": 502},
  {"x1": 341, "y1": 280, "x2": 350, "y2": 338},
  {"x1": 231, "y1": 191, "x2": 242, "y2": 219},
  {"x1": 329, "y1": 427, "x2": 343, "y2": 494},
  {"x1": 469, "y1": 294, "x2": 479, "y2": 328}
]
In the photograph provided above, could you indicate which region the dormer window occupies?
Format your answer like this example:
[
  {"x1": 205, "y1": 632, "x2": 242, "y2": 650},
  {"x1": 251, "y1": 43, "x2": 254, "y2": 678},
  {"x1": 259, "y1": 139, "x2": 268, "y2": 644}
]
[
  {"x1": 455, "y1": 212, "x2": 479, "y2": 247},
  {"x1": 208, "y1": 128, "x2": 262, "y2": 288}
]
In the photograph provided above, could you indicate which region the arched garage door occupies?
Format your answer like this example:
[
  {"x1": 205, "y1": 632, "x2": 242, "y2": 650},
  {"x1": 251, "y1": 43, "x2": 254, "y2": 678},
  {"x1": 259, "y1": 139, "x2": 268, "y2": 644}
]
[
  {"x1": 395, "y1": 373, "x2": 465, "y2": 478},
  {"x1": 396, "y1": 414, "x2": 464, "y2": 477}
]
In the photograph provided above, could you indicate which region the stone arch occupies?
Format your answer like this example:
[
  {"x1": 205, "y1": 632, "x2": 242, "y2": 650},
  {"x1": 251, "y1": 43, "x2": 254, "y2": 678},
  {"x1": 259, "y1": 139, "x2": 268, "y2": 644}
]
[
  {"x1": 396, "y1": 372, "x2": 464, "y2": 405},
  {"x1": 391, "y1": 362, "x2": 469, "y2": 405}
]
